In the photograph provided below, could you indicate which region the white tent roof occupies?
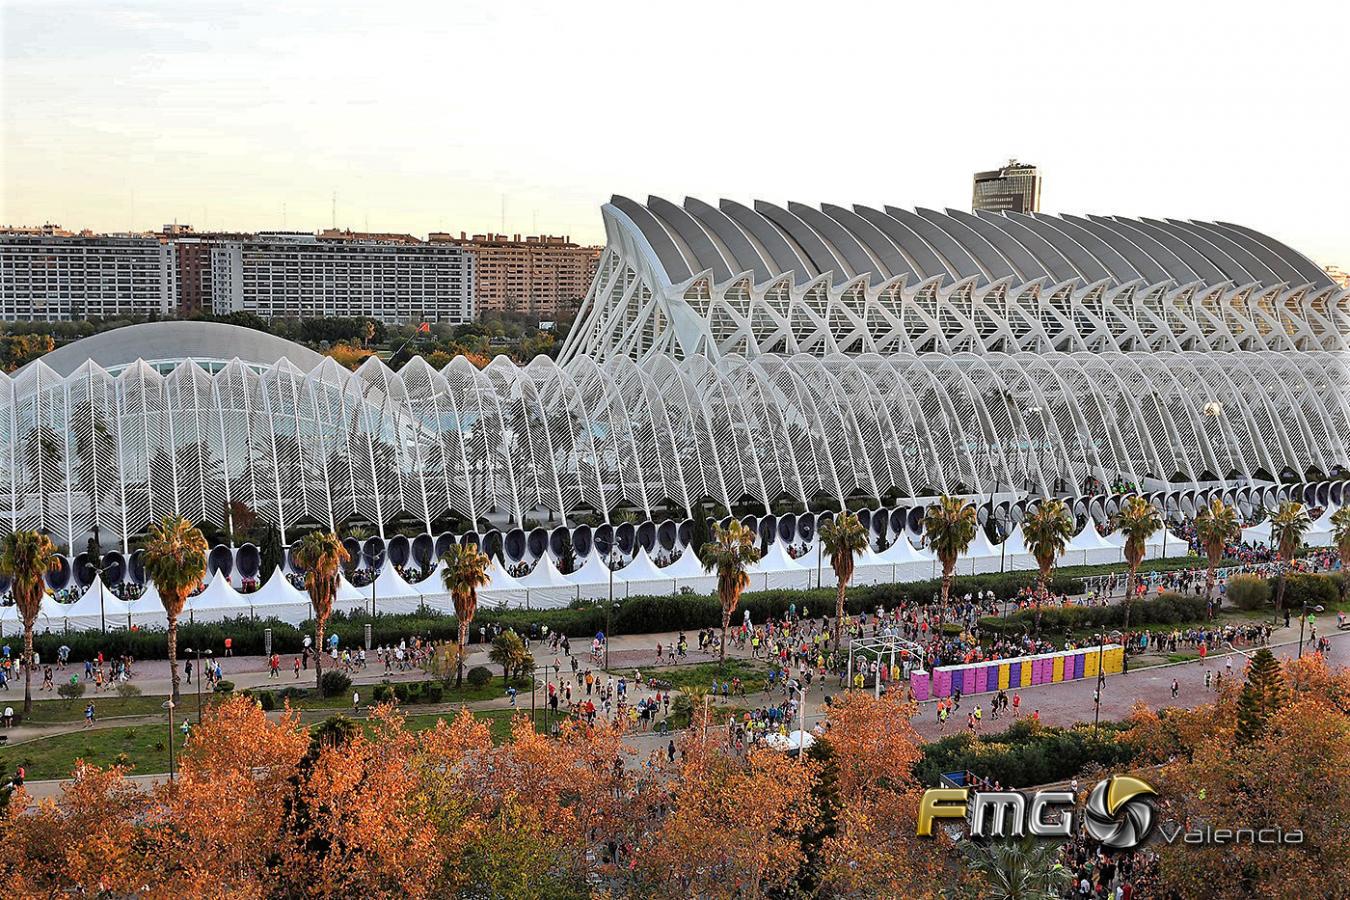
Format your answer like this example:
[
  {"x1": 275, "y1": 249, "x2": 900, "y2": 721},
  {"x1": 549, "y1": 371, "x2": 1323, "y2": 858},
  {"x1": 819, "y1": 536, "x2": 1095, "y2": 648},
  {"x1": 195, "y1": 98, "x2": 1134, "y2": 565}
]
[
  {"x1": 764, "y1": 729, "x2": 816, "y2": 752},
  {"x1": 1069, "y1": 524, "x2": 1114, "y2": 552},
  {"x1": 372, "y1": 562, "x2": 423, "y2": 599},
  {"x1": 188, "y1": 574, "x2": 249, "y2": 613},
  {"x1": 999, "y1": 525, "x2": 1029, "y2": 555},
  {"x1": 568, "y1": 547, "x2": 615, "y2": 586},
  {"x1": 252, "y1": 567, "x2": 312, "y2": 608},
  {"x1": 660, "y1": 546, "x2": 707, "y2": 579},
  {"x1": 959, "y1": 528, "x2": 1000, "y2": 559},
  {"x1": 485, "y1": 556, "x2": 522, "y2": 592},
  {"x1": 38, "y1": 594, "x2": 69, "y2": 622},
  {"x1": 1310, "y1": 505, "x2": 1338, "y2": 532},
  {"x1": 406, "y1": 560, "x2": 446, "y2": 593},
  {"x1": 336, "y1": 572, "x2": 366, "y2": 603},
  {"x1": 615, "y1": 547, "x2": 667, "y2": 581},
  {"x1": 128, "y1": 582, "x2": 163, "y2": 614},
  {"x1": 1096, "y1": 522, "x2": 1127, "y2": 548},
  {"x1": 749, "y1": 540, "x2": 807, "y2": 574},
  {"x1": 518, "y1": 552, "x2": 574, "y2": 589},
  {"x1": 61, "y1": 577, "x2": 110, "y2": 619},
  {"x1": 878, "y1": 535, "x2": 934, "y2": 564}
]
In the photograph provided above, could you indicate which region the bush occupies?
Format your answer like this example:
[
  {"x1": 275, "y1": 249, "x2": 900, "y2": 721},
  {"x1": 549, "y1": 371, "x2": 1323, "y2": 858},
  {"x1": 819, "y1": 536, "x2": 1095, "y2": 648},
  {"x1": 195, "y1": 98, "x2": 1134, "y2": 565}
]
[
  {"x1": 277, "y1": 687, "x2": 307, "y2": 704},
  {"x1": 976, "y1": 592, "x2": 1208, "y2": 635},
  {"x1": 249, "y1": 690, "x2": 276, "y2": 711},
  {"x1": 319, "y1": 671, "x2": 352, "y2": 698},
  {"x1": 1227, "y1": 575, "x2": 1271, "y2": 611},
  {"x1": 393, "y1": 683, "x2": 410, "y2": 703},
  {"x1": 57, "y1": 680, "x2": 86, "y2": 702},
  {"x1": 1272, "y1": 573, "x2": 1339, "y2": 612},
  {"x1": 372, "y1": 683, "x2": 395, "y2": 703},
  {"x1": 115, "y1": 682, "x2": 141, "y2": 699},
  {"x1": 424, "y1": 684, "x2": 443, "y2": 704},
  {"x1": 913, "y1": 719, "x2": 1138, "y2": 788},
  {"x1": 213, "y1": 680, "x2": 235, "y2": 694},
  {"x1": 467, "y1": 666, "x2": 493, "y2": 688}
]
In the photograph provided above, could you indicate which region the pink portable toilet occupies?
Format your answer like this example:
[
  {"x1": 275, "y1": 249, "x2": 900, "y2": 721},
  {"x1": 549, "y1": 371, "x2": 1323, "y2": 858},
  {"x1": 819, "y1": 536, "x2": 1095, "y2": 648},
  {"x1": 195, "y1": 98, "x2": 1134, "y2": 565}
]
[
  {"x1": 910, "y1": 671, "x2": 930, "y2": 701},
  {"x1": 974, "y1": 664, "x2": 989, "y2": 694},
  {"x1": 1030, "y1": 657, "x2": 1047, "y2": 685},
  {"x1": 934, "y1": 668, "x2": 952, "y2": 698}
]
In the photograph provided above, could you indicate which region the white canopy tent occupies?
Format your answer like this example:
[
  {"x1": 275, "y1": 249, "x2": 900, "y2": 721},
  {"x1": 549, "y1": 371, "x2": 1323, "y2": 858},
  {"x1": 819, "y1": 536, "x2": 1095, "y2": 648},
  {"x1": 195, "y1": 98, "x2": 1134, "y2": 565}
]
[
  {"x1": 126, "y1": 582, "x2": 166, "y2": 629},
  {"x1": 746, "y1": 540, "x2": 811, "y2": 591},
  {"x1": 479, "y1": 557, "x2": 526, "y2": 608},
  {"x1": 369, "y1": 563, "x2": 425, "y2": 615},
  {"x1": 956, "y1": 529, "x2": 1002, "y2": 576},
  {"x1": 186, "y1": 575, "x2": 251, "y2": 624},
  {"x1": 612, "y1": 548, "x2": 681, "y2": 597},
  {"x1": 335, "y1": 572, "x2": 369, "y2": 615},
  {"x1": 877, "y1": 535, "x2": 939, "y2": 581},
  {"x1": 61, "y1": 576, "x2": 117, "y2": 631},
  {"x1": 516, "y1": 553, "x2": 579, "y2": 608},
  {"x1": 250, "y1": 568, "x2": 314, "y2": 625},
  {"x1": 569, "y1": 547, "x2": 617, "y2": 600},
  {"x1": 660, "y1": 546, "x2": 716, "y2": 594}
]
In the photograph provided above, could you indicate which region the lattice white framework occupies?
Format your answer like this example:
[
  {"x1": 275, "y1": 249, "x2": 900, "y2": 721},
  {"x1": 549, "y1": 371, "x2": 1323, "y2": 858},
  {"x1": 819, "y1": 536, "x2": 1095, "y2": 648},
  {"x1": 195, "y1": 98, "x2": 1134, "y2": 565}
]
[
  {"x1": 3, "y1": 347, "x2": 1345, "y2": 549},
  {"x1": 559, "y1": 198, "x2": 1349, "y2": 364}
]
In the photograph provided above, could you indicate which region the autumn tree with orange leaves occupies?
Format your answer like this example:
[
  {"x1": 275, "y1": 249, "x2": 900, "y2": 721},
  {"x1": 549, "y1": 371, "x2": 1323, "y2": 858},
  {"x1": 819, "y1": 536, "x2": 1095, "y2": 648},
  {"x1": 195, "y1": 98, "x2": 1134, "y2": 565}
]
[{"x1": 1120, "y1": 653, "x2": 1350, "y2": 900}]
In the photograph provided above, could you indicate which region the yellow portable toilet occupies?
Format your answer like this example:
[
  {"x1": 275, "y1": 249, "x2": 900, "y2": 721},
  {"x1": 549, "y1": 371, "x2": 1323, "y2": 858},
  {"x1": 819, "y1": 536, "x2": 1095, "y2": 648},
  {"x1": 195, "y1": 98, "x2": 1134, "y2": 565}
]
[
  {"x1": 998, "y1": 663, "x2": 1010, "y2": 690},
  {"x1": 1052, "y1": 654, "x2": 1065, "y2": 682},
  {"x1": 1084, "y1": 650, "x2": 1100, "y2": 679},
  {"x1": 1103, "y1": 646, "x2": 1124, "y2": 675},
  {"x1": 1019, "y1": 660, "x2": 1032, "y2": 687}
]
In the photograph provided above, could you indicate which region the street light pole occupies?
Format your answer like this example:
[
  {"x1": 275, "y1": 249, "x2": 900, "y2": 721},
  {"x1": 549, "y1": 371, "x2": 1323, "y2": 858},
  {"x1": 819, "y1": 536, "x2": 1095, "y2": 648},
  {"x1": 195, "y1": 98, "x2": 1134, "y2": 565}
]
[{"x1": 163, "y1": 699, "x2": 176, "y2": 787}]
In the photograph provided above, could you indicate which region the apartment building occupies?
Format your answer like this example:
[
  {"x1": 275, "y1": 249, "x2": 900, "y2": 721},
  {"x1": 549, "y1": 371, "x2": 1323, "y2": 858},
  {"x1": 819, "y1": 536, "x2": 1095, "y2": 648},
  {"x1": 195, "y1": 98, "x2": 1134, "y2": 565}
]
[
  {"x1": 0, "y1": 230, "x2": 173, "y2": 320},
  {"x1": 210, "y1": 232, "x2": 474, "y2": 323},
  {"x1": 430, "y1": 232, "x2": 599, "y2": 319}
]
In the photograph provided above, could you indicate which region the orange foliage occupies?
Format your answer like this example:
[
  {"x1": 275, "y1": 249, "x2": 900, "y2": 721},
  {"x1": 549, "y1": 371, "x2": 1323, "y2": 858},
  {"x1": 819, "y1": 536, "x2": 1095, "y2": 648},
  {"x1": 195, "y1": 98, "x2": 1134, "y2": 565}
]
[{"x1": 324, "y1": 341, "x2": 374, "y2": 370}]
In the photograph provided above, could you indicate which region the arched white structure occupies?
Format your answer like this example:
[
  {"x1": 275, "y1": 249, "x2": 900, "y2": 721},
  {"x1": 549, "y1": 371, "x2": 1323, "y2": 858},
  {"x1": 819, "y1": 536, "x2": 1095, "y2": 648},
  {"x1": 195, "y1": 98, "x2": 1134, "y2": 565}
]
[
  {"x1": 561, "y1": 197, "x2": 1348, "y2": 364},
  {"x1": 2, "y1": 347, "x2": 1344, "y2": 546}
]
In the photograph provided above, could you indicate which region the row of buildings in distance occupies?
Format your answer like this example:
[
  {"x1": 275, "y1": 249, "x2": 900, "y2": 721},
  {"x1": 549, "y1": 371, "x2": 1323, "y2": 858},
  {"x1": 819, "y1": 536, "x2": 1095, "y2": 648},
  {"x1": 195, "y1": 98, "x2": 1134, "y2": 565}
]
[{"x1": 0, "y1": 222, "x2": 602, "y2": 324}]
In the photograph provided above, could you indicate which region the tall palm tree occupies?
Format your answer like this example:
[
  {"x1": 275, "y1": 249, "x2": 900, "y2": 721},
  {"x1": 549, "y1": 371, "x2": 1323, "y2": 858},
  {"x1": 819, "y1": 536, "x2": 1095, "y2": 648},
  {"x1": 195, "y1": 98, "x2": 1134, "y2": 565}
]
[
  {"x1": 295, "y1": 530, "x2": 350, "y2": 695},
  {"x1": 960, "y1": 836, "x2": 1073, "y2": 900},
  {"x1": 1195, "y1": 498, "x2": 1240, "y2": 615},
  {"x1": 1268, "y1": 500, "x2": 1311, "y2": 622},
  {"x1": 701, "y1": 521, "x2": 759, "y2": 664},
  {"x1": 1114, "y1": 496, "x2": 1162, "y2": 635},
  {"x1": 0, "y1": 530, "x2": 58, "y2": 713},
  {"x1": 923, "y1": 496, "x2": 978, "y2": 637},
  {"x1": 440, "y1": 543, "x2": 490, "y2": 687},
  {"x1": 820, "y1": 511, "x2": 870, "y2": 652},
  {"x1": 1021, "y1": 499, "x2": 1074, "y2": 635},
  {"x1": 1331, "y1": 505, "x2": 1350, "y2": 603},
  {"x1": 142, "y1": 516, "x2": 209, "y2": 703}
]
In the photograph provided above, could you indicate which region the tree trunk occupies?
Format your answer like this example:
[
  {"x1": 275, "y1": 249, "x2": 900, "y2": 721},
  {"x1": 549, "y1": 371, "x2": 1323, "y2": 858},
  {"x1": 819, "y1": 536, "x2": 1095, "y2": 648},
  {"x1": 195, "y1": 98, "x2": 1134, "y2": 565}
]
[
  {"x1": 1205, "y1": 559, "x2": 1218, "y2": 619},
  {"x1": 1123, "y1": 564, "x2": 1137, "y2": 636},
  {"x1": 315, "y1": 616, "x2": 326, "y2": 695},
  {"x1": 1274, "y1": 568, "x2": 1287, "y2": 623},
  {"x1": 456, "y1": 619, "x2": 468, "y2": 687},
  {"x1": 720, "y1": 605, "x2": 730, "y2": 664},
  {"x1": 1034, "y1": 572, "x2": 1048, "y2": 635},
  {"x1": 22, "y1": 623, "x2": 34, "y2": 714},
  {"x1": 168, "y1": 616, "x2": 180, "y2": 703},
  {"x1": 834, "y1": 580, "x2": 847, "y2": 653},
  {"x1": 938, "y1": 569, "x2": 953, "y2": 637}
]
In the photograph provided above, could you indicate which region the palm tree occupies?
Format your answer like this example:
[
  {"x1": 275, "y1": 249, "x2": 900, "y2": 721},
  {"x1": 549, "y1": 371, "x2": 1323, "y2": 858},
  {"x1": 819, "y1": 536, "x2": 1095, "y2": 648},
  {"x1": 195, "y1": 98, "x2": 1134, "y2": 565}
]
[
  {"x1": 1268, "y1": 500, "x2": 1311, "y2": 622},
  {"x1": 1114, "y1": 496, "x2": 1162, "y2": 635},
  {"x1": 1195, "y1": 498, "x2": 1240, "y2": 614},
  {"x1": 820, "y1": 511, "x2": 870, "y2": 652},
  {"x1": 701, "y1": 521, "x2": 759, "y2": 664},
  {"x1": 923, "y1": 496, "x2": 978, "y2": 637},
  {"x1": 295, "y1": 530, "x2": 350, "y2": 695},
  {"x1": 441, "y1": 543, "x2": 490, "y2": 687},
  {"x1": 1331, "y1": 506, "x2": 1350, "y2": 603},
  {"x1": 488, "y1": 630, "x2": 527, "y2": 687},
  {"x1": 142, "y1": 516, "x2": 209, "y2": 703},
  {"x1": 960, "y1": 836, "x2": 1073, "y2": 900},
  {"x1": 1021, "y1": 499, "x2": 1074, "y2": 635},
  {"x1": 0, "y1": 530, "x2": 58, "y2": 713}
]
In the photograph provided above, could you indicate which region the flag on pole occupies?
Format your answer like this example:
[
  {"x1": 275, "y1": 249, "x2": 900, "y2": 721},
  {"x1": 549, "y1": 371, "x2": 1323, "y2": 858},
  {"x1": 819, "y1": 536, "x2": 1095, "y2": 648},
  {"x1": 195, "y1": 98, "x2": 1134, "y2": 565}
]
[{"x1": 417, "y1": 322, "x2": 430, "y2": 333}]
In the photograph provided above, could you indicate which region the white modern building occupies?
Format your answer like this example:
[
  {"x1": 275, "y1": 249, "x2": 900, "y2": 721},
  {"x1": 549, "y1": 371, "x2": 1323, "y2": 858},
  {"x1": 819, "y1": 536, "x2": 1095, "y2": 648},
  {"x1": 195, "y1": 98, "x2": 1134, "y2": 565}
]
[
  {"x1": 210, "y1": 233, "x2": 475, "y2": 324},
  {"x1": 561, "y1": 197, "x2": 1348, "y2": 363},
  {"x1": 0, "y1": 233, "x2": 174, "y2": 320}
]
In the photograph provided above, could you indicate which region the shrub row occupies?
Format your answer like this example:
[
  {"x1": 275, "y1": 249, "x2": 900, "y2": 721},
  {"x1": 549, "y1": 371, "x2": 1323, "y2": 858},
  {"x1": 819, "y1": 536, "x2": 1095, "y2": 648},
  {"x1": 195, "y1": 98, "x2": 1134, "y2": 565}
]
[
  {"x1": 17, "y1": 556, "x2": 1213, "y2": 661},
  {"x1": 912, "y1": 719, "x2": 1139, "y2": 788},
  {"x1": 976, "y1": 592, "x2": 1210, "y2": 636}
]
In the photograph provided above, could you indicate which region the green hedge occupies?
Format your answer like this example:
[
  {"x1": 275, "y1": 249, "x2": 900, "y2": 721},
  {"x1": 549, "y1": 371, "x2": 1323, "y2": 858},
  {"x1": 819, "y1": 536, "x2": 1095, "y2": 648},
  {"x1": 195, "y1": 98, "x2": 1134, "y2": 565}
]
[
  {"x1": 977, "y1": 591, "x2": 1208, "y2": 635},
  {"x1": 17, "y1": 555, "x2": 1211, "y2": 661},
  {"x1": 1270, "y1": 573, "x2": 1341, "y2": 611},
  {"x1": 913, "y1": 719, "x2": 1139, "y2": 788}
]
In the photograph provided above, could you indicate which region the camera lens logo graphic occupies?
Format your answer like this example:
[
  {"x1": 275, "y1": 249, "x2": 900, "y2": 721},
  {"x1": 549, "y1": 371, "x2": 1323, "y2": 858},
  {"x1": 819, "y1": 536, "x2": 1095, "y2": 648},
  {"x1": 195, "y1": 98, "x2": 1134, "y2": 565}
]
[{"x1": 1084, "y1": 776, "x2": 1157, "y2": 850}]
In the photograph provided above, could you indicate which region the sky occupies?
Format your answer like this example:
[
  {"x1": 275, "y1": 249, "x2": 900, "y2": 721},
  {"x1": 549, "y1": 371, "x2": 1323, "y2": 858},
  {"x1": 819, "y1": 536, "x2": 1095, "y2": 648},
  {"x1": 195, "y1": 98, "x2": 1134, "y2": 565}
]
[{"x1": 2, "y1": 0, "x2": 1347, "y2": 266}]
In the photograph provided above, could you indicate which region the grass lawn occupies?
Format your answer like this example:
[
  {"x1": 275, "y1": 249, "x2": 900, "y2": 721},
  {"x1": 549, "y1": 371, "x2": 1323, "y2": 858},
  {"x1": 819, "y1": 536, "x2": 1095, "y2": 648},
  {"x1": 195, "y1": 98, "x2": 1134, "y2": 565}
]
[
  {"x1": 3, "y1": 723, "x2": 190, "y2": 781},
  {"x1": 5, "y1": 708, "x2": 545, "y2": 781},
  {"x1": 642, "y1": 658, "x2": 769, "y2": 694}
]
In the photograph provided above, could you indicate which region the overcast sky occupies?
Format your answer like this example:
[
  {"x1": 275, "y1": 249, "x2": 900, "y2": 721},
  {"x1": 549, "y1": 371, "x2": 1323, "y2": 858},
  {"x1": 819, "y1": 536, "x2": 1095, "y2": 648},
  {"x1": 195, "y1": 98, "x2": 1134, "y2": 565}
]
[{"x1": 3, "y1": 1, "x2": 1347, "y2": 266}]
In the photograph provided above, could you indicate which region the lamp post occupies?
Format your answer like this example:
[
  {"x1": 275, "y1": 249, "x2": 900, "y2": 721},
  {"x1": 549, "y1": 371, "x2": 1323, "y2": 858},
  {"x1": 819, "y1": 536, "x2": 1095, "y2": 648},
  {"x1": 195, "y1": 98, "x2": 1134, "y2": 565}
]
[
  {"x1": 1093, "y1": 630, "x2": 1121, "y2": 739},
  {"x1": 605, "y1": 547, "x2": 621, "y2": 671},
  {"x1": 1298, "y1": 602, "x2": 1325, "y2": 658}
]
